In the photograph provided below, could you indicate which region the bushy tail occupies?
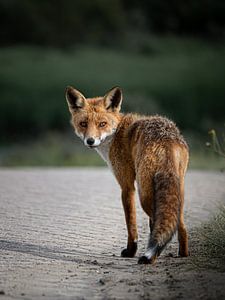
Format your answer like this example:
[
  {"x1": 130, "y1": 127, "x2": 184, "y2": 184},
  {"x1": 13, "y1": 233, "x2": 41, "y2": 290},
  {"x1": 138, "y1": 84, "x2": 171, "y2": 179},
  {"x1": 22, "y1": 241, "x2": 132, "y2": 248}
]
[{"x1": 139, "y1": 171, "x2": 180, "y2": 264}]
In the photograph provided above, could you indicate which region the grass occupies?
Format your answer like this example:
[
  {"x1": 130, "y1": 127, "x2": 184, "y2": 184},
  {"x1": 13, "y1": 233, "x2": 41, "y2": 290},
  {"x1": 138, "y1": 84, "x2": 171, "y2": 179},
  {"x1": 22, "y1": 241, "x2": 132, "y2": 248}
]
[
  {"x1": 0, "y1": 37, "x2": 225, "y2": 142},
  {"x1": 0, "y1": 132, "x2": 104, "y2": 167},
  {"x1": 189, "y1": 151, "x2": 225, "y2": 170},
  {"x1": 0, "y1": 131, "x2": 224, "y2": 170},
  {"x1": 191, "y1": 205, "x2": 225, "y2": 271}
]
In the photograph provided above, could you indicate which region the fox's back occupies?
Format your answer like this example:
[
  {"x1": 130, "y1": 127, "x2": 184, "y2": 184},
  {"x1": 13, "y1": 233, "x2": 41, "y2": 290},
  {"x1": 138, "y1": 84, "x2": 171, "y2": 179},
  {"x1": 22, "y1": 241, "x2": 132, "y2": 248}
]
[
  {"x1": 110, "y1": 113, "x2": 188, "y2": 176},
  {"x1": 125, "y1": 114, "x2": 187, "y2": 146}
]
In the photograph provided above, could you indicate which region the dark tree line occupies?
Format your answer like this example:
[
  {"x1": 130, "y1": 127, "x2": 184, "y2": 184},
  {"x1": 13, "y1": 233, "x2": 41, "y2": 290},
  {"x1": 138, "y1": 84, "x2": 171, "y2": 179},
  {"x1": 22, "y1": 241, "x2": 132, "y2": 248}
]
[{"x1": 1, "y1": 0, "x2": 225, "y2": 48}]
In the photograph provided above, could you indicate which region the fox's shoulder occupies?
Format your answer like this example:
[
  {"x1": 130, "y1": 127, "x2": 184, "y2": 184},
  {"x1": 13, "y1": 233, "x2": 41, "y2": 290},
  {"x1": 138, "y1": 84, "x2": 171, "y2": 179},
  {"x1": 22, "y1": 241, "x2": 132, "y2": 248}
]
[{"x1": 117, "y1": 113, "x2": 141, "y2": 130}]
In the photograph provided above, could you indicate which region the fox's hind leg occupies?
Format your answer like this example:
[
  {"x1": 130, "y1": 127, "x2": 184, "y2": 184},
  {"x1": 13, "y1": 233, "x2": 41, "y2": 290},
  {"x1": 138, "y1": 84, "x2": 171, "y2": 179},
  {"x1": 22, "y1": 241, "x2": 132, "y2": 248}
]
[{"x1": 178, "y1": 177, "x2": 189, "y2": 257}]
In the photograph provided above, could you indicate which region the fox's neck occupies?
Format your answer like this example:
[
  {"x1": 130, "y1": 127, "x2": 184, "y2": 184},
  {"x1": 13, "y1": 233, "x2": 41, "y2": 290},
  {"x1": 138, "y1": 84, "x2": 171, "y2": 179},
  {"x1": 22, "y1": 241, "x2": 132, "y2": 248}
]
[{"x1": 95, "y1": 134, "x2": 114, "y2": 167}]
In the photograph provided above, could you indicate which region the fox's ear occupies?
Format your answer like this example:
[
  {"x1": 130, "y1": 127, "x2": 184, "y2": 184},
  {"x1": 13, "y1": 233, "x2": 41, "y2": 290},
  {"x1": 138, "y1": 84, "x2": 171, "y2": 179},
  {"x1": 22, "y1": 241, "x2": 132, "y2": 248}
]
[
  {"x1": 65, "y1": 86, "x2": 86, "y2": 112},
  {"x1": 104, "y1": 87, "x2": 122, "y2": 112}
]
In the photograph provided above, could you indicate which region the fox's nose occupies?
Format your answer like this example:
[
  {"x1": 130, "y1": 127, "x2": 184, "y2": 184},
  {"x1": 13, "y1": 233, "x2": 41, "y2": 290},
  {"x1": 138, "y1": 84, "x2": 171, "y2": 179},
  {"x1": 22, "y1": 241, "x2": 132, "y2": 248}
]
[{"x1": 86, "y1": 137, "x2": 95, "y2": 146}]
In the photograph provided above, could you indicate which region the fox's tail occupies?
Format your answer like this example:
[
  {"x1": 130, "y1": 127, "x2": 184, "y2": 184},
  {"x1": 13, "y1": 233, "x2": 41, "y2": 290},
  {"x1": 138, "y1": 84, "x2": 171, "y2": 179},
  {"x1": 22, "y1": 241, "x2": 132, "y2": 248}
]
[{"x1": 139, "y1": 171, "x2": 180, "y2": 264}]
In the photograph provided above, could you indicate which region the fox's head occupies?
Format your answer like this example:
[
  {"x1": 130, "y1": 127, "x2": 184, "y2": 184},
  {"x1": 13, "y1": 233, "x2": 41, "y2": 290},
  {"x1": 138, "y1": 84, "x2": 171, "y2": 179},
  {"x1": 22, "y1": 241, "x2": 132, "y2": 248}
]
[{"x1": 65, "y1": 86, "x2": 123, "y2": 148}]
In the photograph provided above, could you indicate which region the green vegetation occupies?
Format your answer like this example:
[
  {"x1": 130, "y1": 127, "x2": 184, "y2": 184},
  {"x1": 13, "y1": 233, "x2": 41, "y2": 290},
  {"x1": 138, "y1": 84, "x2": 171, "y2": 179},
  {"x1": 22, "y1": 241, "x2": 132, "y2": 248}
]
[
  {"x1": 1, "y1": 0, "x2": 224, "y2": 48},
  {"x1": 189, "y1": 151, "x2": 225, "y2": 170},
  {"x1": 191, "y1": 131, "x2": 225, "y2": 269},
  {"x1": 0, "y1": 132, "x2": 104, "y2": 167},
  {"x1": 1, "y1": 40, "x2": 225, "y2": 137},
  {"x1": 0, "y1": 131, "x2": 223, "y2": 169},
  {"x1": 191, "y1": 205, "x2": 225, "y2": 271},
  {"x1": 0, "y1": 39, "x2": 225, "y2": 167}
]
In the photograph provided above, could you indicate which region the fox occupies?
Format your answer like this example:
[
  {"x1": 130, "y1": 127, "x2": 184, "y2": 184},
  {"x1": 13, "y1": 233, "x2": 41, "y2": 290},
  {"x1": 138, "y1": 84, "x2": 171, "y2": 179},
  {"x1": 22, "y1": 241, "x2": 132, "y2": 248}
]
[{"x1": 65, "y1": 86, "x2": 189, "y2": 264}]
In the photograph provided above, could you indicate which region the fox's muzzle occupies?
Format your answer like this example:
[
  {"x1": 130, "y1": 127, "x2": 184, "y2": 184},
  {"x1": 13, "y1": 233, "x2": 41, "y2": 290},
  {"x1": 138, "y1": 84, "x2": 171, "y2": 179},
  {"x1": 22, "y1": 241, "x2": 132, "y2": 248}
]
[
  {"x1": 86, "y1": 138, "x2": 95, "y2": 146},
  {"x1": 84, "y1": 137, "x2": 101, "y2": 148}
]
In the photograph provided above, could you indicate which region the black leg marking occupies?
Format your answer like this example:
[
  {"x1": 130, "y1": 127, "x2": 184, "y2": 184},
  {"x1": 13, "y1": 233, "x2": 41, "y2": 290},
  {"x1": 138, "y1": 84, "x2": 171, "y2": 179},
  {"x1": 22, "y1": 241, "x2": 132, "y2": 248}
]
[{"x1": 121, "y1": 242, "x2": 137, "y2": 258}]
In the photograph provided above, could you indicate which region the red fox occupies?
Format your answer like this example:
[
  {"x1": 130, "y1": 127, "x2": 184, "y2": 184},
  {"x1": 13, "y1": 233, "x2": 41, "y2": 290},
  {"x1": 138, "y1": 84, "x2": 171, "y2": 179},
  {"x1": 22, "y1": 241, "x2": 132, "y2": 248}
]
[{"x1": 65, "y1": 86, "x2": 189, "y2": 264}]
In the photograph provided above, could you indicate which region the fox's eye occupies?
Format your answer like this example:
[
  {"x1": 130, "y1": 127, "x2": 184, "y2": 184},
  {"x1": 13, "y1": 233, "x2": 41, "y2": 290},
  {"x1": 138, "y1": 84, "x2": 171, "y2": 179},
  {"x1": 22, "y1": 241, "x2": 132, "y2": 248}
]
[
  {"x1": 80, "y1": 121, "x2": 88, "y2": 128},
  {"x1": 99, "y1": 122, "x2": 107, "y2": 128}
]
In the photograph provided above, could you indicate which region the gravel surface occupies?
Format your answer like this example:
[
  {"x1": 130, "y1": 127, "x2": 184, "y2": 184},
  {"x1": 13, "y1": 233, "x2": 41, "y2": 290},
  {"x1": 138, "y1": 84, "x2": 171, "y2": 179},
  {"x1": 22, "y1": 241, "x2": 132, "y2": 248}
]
[{"x1": 0, "y1": 168, "x2": 225, "y2": 300}]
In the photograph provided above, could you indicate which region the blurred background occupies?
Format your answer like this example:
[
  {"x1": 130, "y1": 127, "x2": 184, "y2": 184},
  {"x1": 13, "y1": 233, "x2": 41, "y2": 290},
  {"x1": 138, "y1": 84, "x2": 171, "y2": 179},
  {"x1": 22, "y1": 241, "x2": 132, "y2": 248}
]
[{"x1": 0, "y1": 0, "x2": 225, "y2": 168}]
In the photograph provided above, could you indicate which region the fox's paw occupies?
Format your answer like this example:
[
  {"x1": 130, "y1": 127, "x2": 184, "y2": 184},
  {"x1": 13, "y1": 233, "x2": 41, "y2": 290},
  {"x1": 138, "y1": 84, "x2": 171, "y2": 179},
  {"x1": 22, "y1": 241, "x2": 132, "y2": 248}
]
[
  {"x1": 138, "y1": 255, "x2": 151, "y2": 264},
  {"x1": 121, "y1": 242, "x2": 137, "y2": 258},
  {"x1": 138, "y1": 255, "x2": 156, "y2": 265}
]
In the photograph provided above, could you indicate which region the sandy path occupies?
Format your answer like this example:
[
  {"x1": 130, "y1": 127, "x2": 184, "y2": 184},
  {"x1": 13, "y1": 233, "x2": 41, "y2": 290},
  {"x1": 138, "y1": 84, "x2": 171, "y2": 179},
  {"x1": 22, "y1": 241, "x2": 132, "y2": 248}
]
[{"x1": 0, "y1": 168, "x2": 225, "y2": 300}]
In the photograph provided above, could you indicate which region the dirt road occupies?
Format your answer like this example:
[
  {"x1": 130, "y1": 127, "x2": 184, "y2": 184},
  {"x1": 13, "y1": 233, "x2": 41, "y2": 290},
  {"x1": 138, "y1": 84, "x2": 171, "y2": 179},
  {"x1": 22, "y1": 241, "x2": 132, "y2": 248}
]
[{"x1": 0, "y1": 168, "x2": 225, "y2": 300}]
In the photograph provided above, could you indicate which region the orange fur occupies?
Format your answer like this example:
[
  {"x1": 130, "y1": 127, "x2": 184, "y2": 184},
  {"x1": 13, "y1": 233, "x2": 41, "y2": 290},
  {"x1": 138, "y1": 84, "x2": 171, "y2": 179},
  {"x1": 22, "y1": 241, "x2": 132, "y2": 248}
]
[{"x1": 65, "y1": 86, "x2": 189, "y2": 264}]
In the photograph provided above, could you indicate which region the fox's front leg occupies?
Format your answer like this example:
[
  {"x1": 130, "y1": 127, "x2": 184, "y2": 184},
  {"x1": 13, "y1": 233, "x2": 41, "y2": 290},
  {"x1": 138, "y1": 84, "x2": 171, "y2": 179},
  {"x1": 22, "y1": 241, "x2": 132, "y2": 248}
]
[{"x1": 121, "y1": 188, "x2": 138, "y2": 257}]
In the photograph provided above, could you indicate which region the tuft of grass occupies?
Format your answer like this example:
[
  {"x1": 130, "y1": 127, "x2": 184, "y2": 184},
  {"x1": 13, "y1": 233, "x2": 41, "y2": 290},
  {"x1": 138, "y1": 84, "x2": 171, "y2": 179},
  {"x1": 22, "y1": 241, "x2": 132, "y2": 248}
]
[
  {"x1": 207, "y1": 128, "x2": 225, "y2": 159},
  {"x1": 191, "y1": 205, "x2": 225, "y2": 271}
]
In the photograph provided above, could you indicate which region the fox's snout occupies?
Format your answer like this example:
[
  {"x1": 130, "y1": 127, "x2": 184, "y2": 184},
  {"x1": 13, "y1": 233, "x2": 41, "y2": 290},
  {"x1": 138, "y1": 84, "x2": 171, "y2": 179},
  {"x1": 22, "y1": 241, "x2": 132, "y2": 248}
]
[
  {"x1": 86, "y1": 137, "x2": 95, "y2": 146},
  {"x1": 84, "y1": 136, "x2": 101, "y2": 148}
]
